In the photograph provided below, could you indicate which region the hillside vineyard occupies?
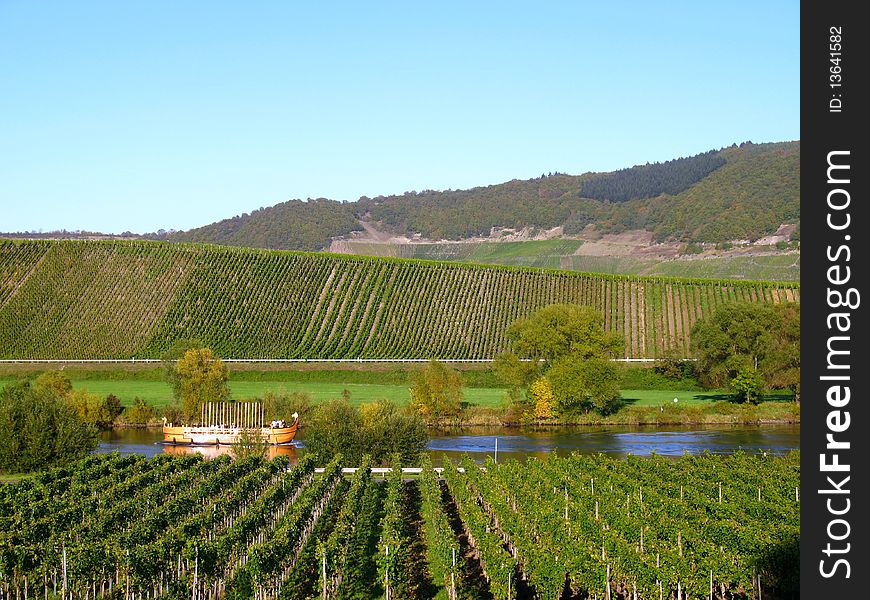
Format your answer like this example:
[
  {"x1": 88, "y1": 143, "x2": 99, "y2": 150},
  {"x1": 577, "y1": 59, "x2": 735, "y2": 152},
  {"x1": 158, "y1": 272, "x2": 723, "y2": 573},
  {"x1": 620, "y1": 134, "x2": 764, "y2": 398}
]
[{"x1": 0, "y1": 240, "x2": 799, "y2": 360}]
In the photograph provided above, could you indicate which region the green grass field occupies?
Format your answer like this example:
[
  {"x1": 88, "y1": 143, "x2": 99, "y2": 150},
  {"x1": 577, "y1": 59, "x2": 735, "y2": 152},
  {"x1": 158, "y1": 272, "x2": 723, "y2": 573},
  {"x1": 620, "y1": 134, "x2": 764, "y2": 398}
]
[
  {"x1": 0, "y1": 377, "x2": 507, "y2": 408},
  {"x1": 0, "y1": 377, "x2": 793, "y2": 409}
]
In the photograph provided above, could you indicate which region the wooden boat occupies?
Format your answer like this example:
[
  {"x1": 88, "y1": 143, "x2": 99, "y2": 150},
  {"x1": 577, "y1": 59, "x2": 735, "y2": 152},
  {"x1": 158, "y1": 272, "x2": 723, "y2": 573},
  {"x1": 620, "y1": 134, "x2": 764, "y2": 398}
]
[{"x1": 162, "y1": 401, "x2": 299, "y2": 446}]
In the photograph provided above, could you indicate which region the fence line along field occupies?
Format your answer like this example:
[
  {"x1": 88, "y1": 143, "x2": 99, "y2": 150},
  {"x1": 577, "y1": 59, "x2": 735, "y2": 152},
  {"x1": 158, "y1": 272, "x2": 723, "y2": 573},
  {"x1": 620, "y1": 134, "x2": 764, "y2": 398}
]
[
  {"x1": 0, "y1": 239, "x2": 799, "y2": 360},
  {"x1": 0, "y1": 452, "x2": 799, "y2": 600}
]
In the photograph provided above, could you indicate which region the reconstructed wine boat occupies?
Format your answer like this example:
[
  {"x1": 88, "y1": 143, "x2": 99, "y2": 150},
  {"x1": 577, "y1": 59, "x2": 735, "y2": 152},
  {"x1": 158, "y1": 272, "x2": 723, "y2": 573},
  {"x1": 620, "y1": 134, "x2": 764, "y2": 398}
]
[{"x1": 162, "y1": 401, "x2": 299, "y2": 446}]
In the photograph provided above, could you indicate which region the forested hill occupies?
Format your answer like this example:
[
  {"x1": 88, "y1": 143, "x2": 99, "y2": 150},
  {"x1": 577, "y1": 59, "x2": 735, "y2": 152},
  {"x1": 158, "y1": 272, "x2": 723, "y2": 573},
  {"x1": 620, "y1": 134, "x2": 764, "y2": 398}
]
[{"x1": 152, "y1": 141, "x2": 798, "y2": 250}]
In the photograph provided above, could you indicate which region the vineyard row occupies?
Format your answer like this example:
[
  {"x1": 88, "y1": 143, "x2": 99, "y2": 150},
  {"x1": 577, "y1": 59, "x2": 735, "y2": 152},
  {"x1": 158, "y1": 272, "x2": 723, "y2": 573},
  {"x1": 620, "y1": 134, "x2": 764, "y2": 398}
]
[{"x1": 1, "y1": 451, "x2": 799, "y2": 600}]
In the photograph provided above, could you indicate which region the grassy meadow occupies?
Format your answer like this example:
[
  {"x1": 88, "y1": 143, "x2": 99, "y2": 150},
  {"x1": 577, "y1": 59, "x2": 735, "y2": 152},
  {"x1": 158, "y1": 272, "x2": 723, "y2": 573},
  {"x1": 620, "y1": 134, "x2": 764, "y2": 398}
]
[{"x1": 0, "y1": 364, "x2": 797, "y2": 425}]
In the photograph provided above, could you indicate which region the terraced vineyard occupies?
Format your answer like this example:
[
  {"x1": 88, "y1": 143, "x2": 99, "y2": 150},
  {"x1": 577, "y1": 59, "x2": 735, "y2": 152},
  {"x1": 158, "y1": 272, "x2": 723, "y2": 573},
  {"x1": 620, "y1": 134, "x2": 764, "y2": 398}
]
[
  {"x1": 0, "y1": 239, "x2": 799, "y2": 360},
  {"x1": 0, "y1": 452, "x2": 799, "y2": 599}
]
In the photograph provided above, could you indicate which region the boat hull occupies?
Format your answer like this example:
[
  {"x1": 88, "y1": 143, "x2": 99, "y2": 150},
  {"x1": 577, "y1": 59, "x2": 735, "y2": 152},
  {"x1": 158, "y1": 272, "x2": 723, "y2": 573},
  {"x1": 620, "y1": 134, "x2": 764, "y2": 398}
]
[{"x1": 162, "y1": 422, "x2": 299, "y2": 446}]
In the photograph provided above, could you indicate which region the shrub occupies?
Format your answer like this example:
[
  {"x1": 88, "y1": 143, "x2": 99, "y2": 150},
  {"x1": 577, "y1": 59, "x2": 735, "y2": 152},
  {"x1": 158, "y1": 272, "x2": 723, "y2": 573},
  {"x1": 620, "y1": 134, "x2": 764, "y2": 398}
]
[
  {"x1": 126, "y1": 397, "x2": 157, "y2": 424},
  {"x1": 0, "y1": 381, "x2": 97, "y2": 473},
  {"x1": 303, "y1": 399, "x2": 427, "y2": 465}
]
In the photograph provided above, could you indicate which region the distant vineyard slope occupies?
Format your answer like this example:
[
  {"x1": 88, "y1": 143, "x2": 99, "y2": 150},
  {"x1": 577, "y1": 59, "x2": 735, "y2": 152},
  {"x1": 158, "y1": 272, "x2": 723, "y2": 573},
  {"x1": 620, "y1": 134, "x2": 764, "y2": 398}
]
[{"x1": 0, "y1": 240, "x2": 799, "y2": 360}]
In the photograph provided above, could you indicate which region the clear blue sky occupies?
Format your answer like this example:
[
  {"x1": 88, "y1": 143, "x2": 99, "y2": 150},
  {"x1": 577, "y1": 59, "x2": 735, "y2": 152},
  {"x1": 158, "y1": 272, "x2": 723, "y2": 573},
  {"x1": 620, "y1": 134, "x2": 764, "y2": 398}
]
[{"x1": 0, "y1": 1, "x2": 799, "y2": 234}]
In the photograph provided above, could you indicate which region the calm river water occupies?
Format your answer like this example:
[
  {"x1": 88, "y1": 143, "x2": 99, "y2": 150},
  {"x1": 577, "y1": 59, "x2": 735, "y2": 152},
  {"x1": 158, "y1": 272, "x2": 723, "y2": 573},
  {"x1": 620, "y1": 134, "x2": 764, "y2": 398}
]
[{"x1": 98, "y1": 424, "x2": 800, "y2": 463}]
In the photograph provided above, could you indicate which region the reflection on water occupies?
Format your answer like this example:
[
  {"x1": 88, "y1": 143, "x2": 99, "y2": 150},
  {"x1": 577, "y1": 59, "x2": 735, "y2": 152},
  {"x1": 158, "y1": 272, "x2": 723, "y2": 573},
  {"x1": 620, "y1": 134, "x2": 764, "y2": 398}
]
[
  {"x1": 97, "y1": 428, "x2": 299, "y2": 461},
  {"x1": 162, "y1": 444, "x2": 299, "y2": 461},
  {"x1": 427, "y1": 424, "x2": 800, "y2": 463},
  {"x1": 99, "y1": 424, "x2": 799, "y2": 463}
]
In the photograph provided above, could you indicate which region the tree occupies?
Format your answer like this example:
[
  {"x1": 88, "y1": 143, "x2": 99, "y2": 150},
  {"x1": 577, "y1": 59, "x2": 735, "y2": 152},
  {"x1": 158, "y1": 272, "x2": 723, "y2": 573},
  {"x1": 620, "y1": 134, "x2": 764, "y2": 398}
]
[
  {"x1": 0, "y1": 381, "x2": 98, "y2": 473},
  {"x1": 175, "y1": 347, "x2": 230, "y2": 421},
  {"x1": 126, "y1": 397, "x2": 157, "y2": 425},
  {"x1": 34, "y1": 370, "x2": 73, "y2": 398},
  {"x1": 529, "y1": 378, "x2": 554, "y2": 419},
  {"x1": 691, "y1": 302, "x2": 799, "y2": 402},
  {"x1": 547, "y1": 357, "x2": 622, "y2": 414},
  {"x1": 303, "y1": 399, "x2": 364, "y2": 464},
  {"x1": 493, "y1": 352, "x2": 540, "y2": 388},
  {"x1": 506, "y1": 304, "x2": 623, "y2": 367},
  {"x1": 104, "y1": 394, "x2": 124, "y2": 421},
  {"x1": 66, "y1": 389, "x2": 115, "y2": 429},
  {"x1": 161, "y1": 338, "x2": 204, "y2": 401},
  {"x1": 303, "y1": 398, "x2": 428, "y2": 465},
  {"x1": 262, "y1": 391, "x2": 312, "y2": 423},
  {"x1": 730, "y1": 367, "x2": 765, "y2": 404},
  {"x1": 497, "y1": 304, "x2": 624, "y2": 416},
  {"x1": 360, "y1": 400, "x2": 429, "y2": 464},
  {"x1": 762, "y1": 303, "x2": 800, "y2": 403},
  {"x1": 408, "y1": 359, "x2": 463, "y2": 421}
]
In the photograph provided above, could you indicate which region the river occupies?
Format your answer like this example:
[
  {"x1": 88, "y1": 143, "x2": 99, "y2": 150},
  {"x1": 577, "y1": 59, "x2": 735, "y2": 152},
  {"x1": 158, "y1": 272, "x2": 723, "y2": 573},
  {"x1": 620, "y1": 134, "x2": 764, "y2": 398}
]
[{"x1": 98, "y1": 424, "x2": 799, "y2": 463}]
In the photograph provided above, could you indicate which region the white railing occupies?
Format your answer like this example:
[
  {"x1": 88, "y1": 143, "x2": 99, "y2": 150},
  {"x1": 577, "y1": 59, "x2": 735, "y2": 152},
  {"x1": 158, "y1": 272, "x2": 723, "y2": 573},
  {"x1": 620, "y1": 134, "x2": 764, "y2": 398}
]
[
  {"x1": 0, "y1": 357, "x2": 676, "y2": 363},
  {"x1": 314, "y1": 467, "x2": 470, "y2": 474}
]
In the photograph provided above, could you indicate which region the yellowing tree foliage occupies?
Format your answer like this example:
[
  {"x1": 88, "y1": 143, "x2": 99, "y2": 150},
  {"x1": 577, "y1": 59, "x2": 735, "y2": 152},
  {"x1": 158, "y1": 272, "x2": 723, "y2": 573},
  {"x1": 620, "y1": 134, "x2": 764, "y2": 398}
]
[
  {"x1": 529, "y1": 377, "x2": 554, "y2": 419},
  {"x1": 175, "y1": 347, "x2": 230, "y2": 421},
  {"x1": 409, "y1": 359, "x2": 463, "y2": 420}
]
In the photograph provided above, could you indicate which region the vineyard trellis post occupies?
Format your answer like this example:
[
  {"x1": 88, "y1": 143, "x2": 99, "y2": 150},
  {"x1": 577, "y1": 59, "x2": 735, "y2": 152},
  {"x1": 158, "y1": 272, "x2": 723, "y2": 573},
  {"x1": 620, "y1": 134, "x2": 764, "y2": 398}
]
[
  {"x1": 321, "y1": 553, "x2": 326, "y2": 600},
  {"x1": 62, "y1": 544, "x2": 66, "y2": 600},
  {"x1": 192, "y1": 546, "x2": 198, "y2": 600}
]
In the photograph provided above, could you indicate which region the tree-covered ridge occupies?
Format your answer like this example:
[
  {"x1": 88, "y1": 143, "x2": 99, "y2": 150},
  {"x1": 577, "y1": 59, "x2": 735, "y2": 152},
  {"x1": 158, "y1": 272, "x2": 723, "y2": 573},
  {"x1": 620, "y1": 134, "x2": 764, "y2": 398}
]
[
  {"x1": 600, "y1": 142, "x2": 800, "y2": 242},
  {"x1": 0, "y1": 239, "x2": 799, "y2": 360},
  {"x1": 578, "y1": 149, "x2": 727, "y2": 202},
  {"x1": 164, "y1": 198, "x2": 362, "y2": 251},
  {"x1": 362, "y1": 173, "x2": 587, "y2": 240},
  {"x1": 141, "y1": 141, "x2": 798, "y2": 248}
]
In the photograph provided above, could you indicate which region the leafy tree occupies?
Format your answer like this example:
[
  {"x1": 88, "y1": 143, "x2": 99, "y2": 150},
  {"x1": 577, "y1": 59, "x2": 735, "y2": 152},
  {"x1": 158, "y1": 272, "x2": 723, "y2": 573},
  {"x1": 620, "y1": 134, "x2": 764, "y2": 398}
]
[
  {"x1": 126, "y1": 397, "x2": 157, "y2": 424},
  {"x1": 360, "y1": 400, "x2": 429, "y2": 464},
  {"x1": 730, "y1": 367, "x2": 765, "y2": 404},
  {"x1": 262, "y1": 391, "x2": 312, "y2": 423},
  {"x1": 691, "y1": 302, "x2": 800, "y2": 402},
  {"x1": 174, "y1": 347, "x2": 230, "y2": 421},
  {"x1": 104, "y1": 394, "x2": 124, "y2": 421},
  {"x1": 493, "y1": 352, "x2": 540, "y2": 388},
  {"x1": 160, "y1": 403, "x2": 184, "y2": 426},
  {"x1": 653, "y1": 356, "x2": 697, "y2": 381},
  {"x1": 762, "y1": 303, "x2": 801, "y2": 403},
  {"x1": 547, "y1": 356, "x2": 622, "y2": 414},
  {"x1": 66, "y1": 389, "x2": 115, "y2": 429},
  {"x1": 0, "y1": 381, "x2": 98, "y2": 473},
  {"x1": 497, "y1": 304, "x2": 624, "y2": 415},
  {"x1": 303, "y1": 399, "x2": 364, "y2": 464},
  {"x1": 506, "y1": 304, "x2": 622, "y2": 366},
  {"x1": 408, "y1": 359, "x2": 463, "y2": 421},
  {"x1": 303, "y1": 399, "x2": 427, "y2": 465},
  {"x1": 34, "y1": 370, "x2": 73, "y2": 398},
  {"x1": 161, "y1": 338, "x2": 204, "y2": 401}
]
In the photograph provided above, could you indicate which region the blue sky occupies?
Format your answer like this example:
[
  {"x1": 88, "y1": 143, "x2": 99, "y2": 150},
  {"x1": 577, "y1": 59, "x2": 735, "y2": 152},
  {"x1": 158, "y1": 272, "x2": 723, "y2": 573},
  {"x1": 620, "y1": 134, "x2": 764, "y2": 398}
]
[{"x1": 0, "y1": 1, "x2": 799, "y2": 234}]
